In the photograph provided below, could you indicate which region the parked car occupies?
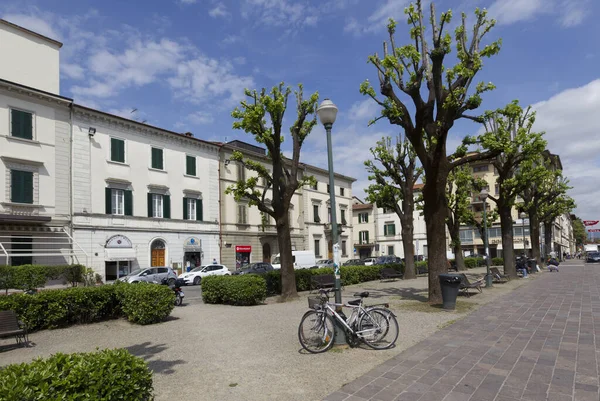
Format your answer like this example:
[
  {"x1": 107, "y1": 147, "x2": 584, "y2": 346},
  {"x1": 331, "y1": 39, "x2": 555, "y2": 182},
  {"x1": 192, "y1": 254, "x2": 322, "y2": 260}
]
[
  {"x1": 587, "y1": 252, "x2": 600, "y2": 263},
  {"x1": 315, "y1": 259, "x2": 334, "y2": 268},
  {"x1": 118, "y1": 267, "x2": 177, "y2": 284},
  {"x1": 375, "y1": 255, "x2": 403, "y2": 265},
  {"x1": 233, "y1": 262, "x2": 274, "y2": 275},
  {"x1": 178, "y1": 264, "x2": 231, "y2": 285},
  {"x1": 362, "y1": 257, "x2": 377, "y2": 266},
  {"x1": 343, "y1": 259, "x2": 364, "y2": 266},
  {"x1": 272, "y1": 250, "x2": 316, "y2": 270}
]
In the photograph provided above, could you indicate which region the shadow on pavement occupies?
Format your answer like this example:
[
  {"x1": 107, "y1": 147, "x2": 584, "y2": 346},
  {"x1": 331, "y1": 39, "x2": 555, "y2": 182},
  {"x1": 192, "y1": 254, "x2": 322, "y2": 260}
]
[
  {"x1": 125, "y1": 341, "x2": 187, "y2": 375},
  {"x1": 360, "y1": 287, "x2": 429, "y2": 302}
]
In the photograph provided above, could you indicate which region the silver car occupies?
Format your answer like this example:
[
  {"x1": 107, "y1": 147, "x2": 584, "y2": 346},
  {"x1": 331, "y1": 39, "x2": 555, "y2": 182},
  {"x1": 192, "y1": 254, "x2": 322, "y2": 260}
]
[{"x1": 118, "y1": 267, "x2": 177, "y2": 284}]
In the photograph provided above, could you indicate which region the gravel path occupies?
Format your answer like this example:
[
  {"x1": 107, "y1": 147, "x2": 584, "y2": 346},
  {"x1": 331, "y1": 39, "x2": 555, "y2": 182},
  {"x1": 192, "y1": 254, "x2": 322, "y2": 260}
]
[{"x1": 0, "y1": 267, "x2": 538, "y2": 401}]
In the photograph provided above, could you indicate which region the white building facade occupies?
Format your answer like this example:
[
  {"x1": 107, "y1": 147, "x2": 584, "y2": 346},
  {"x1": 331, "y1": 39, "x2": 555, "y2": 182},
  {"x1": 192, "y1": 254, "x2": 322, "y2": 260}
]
[{"x1": 72, "y1": 106, "x2": 220, "y2": 280}]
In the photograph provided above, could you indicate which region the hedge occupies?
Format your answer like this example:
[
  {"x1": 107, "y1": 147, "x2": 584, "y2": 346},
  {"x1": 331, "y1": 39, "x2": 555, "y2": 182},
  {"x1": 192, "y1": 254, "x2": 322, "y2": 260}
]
[
  {"x1": 0, "y1": 349, "x2": 153, "y2": 400},
  {"x1": 202, "y1": 275, "x2": 267, "y2": 306},
  {"x1": 0, "y1": 264, "x2": 101, "y2": 294},
  {"x1": 0, "y1": 283, "x2": 174, "y2": 331},
  {"x1": 492, "y1": 257, "x2": 504, "y2": 266}
]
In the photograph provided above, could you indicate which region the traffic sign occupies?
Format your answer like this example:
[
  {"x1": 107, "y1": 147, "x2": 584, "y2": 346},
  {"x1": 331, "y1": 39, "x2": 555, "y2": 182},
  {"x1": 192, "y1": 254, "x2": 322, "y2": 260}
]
[
  {"x1": 584, "y1": 220, "x2": 599, "y2": 226},
  {"x1": 588, "y1": 229, "x2": 600, "y2": 232}
]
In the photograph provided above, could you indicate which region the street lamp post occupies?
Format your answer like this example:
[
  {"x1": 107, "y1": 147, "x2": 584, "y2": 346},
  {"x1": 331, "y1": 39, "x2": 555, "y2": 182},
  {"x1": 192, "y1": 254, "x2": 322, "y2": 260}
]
[
  {"x1": 317, "y1": 98, "x2": 345, "y2": 344},
  {"x1": 480, "y1": 189, "x2": 493, "y2": 288},
  {"x1": 520, "y1": 212, "x2": 527, "y2": 258}
]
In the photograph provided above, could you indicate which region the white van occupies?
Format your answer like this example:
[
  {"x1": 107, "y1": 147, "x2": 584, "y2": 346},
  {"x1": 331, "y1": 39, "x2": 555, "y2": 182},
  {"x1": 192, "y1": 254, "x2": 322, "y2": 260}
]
[{"x1": 272, "y1": 250, "x2": 316, "y2": 270}]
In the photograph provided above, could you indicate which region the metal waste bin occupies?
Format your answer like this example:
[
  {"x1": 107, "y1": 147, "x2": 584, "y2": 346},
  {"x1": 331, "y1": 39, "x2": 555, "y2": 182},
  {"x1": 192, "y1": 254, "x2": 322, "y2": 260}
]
[{"x1": 439, "y1": 274, "x2": 462, "y2": 310}]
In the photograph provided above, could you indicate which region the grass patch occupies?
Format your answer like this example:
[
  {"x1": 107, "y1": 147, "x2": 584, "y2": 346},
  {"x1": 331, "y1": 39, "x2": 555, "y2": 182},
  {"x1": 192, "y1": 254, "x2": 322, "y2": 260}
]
[
  {"x1": 396, "y1": 300, "x2": 476, "y2": 314},
  {"x1": 229, "y1": 383, "x2": 238, "y2": 387},
  {"x1": 438, "y1": 319, "x2": 458, "y2": 329}
]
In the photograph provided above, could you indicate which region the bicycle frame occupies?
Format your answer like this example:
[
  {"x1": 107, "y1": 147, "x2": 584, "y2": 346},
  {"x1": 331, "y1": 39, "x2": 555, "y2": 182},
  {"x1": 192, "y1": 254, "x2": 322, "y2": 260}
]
[{"x1": 321, "y1": 301, "x2": 380, "y2": 338}]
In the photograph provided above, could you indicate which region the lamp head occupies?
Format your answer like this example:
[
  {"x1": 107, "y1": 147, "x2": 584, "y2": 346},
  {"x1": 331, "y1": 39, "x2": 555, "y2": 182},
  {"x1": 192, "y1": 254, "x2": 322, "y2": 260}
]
[
  {"x1": 88, "y1": 127, "x2": 96, "y2": 136},
  {"x1": 317, "y1": 99, "x2": 338, "y2": 126},
  {"x1": 479, "y1": 189, "x2": 489, "y2": 201},
  {"x1": 520, "y1": 212, "x2": 527, "y2": 219}
]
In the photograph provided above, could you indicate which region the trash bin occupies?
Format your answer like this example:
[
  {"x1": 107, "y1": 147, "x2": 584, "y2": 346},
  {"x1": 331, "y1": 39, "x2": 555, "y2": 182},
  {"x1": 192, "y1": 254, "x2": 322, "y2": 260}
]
[
  {"x1": 527, "y1": 259, "x2": 538, "y2": 273},
  {"x1": 439, "y1": 274, "x2": 462, "y2": 310}
]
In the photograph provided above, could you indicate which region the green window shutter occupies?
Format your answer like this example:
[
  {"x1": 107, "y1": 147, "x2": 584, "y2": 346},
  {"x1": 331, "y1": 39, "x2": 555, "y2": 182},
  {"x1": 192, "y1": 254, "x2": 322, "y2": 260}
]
[
  {"x1": 111, "y1": 138, "x2": 125, "y2": 163},
  {"x1": 391, "y1": 225, "x2": 396, "y2": 236},
  {"x1": 183, "y1": 198, "x2": 188, "y2": 220},
  {"x1": 11, "y1": 171, "x2": 33, "y2": 204},
  {"x1": 186, "y1": 156, "x2": 196, "y2": 176},
  {"x1": 22, "y1": 112, "x2": 33, "y2": 140},
  {"x1": 151, "y1": 148, "x2": 163, "y2": 169},
  {"x1": 22, "y1": 171, "x2": 33, "y2": 204},
  {"x1": 105, "y1": 188, "x2": 112, "y2": 214},
  {"x1": 163, "y1": 195, "x2": 170, "y2": 218},
  {"x1": 147, "y1": 193, "x2": 153, "y2": 217},
  {"x1": 196, "y1": 199, "x2": 203, "y2": 221},
  {"x1": 124, "y1": 190, "x2": 133, "y2": 216},
  {"x1": 384, "y1": 225, "x2": 388, "y2": 236},
  {"x1": 11, "y1": 110, "x2": 32, "y2": 140},
  {"x1": 365, "y1": 232, "x2": 369, "y2": 244}
]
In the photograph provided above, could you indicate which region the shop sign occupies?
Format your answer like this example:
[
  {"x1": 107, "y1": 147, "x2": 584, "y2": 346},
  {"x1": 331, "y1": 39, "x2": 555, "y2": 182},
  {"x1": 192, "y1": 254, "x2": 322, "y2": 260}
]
[
  {"x1": 235, "y1": 245, "x2": 252, "y2": 253},
  {"x1": 184, "y1": 237, "x2": 202, "y2": 251},
  {"x1": 106, "y1": 235, "x2": 132, "y2": 248}
]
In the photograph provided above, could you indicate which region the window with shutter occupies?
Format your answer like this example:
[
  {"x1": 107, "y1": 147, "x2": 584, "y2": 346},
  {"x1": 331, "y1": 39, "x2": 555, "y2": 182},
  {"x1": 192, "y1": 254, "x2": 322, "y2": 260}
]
[
  {"x1": 152, "y1": 194, "x2": 163, "y2": 218},
  {"x1": 124, "y1": 190, "x2": 133, "y2": 216},
  {"x1": 186, "y1": 155, "x2": 196, "y2": 176},
  {"x1": 10, "y1": 109, "x2": 33, "y2": 140},
  {"x1": 196, "y1": 199, "x2": 203, "y2": 221},
  {"x1": 163, "y1": 195, "x2": 170, "y2": 218},
  {"x1": 10, "y1": 170, "x2": 33, "y2": 204},
  {"x1": 111, "y1": 189, "x2": 124, "y2": 215},
  {"x1": 151, "y1": 147, "x2": 164, "y2": 170},
  {"x1": 183, "y1": 198, "x2": 189, "y2": 220},
  {"x1": 111, "y1": 138, "x2": 125, "y2": 163}
]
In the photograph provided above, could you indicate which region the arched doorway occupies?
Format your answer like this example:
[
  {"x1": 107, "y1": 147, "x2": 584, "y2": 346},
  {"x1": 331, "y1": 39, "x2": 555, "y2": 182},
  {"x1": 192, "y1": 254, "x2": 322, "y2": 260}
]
[
  {"x1": 263, "y1": 243, "x2": 271, "y2": 263},
  {"x1": 151, "y1": 239, "x2": 166, "y2": 266}
]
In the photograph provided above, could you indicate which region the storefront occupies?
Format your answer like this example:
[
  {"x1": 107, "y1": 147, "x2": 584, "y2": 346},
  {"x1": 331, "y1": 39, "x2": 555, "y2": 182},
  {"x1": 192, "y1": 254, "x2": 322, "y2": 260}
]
[
  {"x1": 235, "y1": 245, "x2": 251, "y2": 269},
  {"x1": 183, "y1": 236, "x2": 202, "y2": 272},
  {"x1": 104, "y1": 235, "x2": 135, "y2": 280}
]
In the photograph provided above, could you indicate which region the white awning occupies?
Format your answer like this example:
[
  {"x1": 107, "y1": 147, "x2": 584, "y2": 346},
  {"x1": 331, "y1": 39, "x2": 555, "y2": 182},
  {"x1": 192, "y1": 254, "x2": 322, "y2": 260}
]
[
  {"x1": 105, "y1": 248, "x2": 136, "y2": 261},
  {"x1": 496, "y1": 243, "x2": 527, "y2": 251}
]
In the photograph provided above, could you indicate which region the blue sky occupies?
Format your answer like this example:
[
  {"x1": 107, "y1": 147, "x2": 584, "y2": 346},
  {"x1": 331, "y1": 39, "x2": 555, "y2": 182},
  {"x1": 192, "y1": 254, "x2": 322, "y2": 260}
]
[{"x1": 2, "y1": 0, "x2": 599, "y2": 220}]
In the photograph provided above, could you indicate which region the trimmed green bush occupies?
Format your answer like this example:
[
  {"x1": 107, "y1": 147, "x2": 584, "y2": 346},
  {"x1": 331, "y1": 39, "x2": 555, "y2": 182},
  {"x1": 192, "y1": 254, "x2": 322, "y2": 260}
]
[
  {"x1": 464, "y1": 258, "x2": 478, "y2": 268},
  {"x1": 202, "y1": 275, "x2": 267, "y2": 306},
  {"x1": 0, "y1": 264, "x2": 90, "y2": 294},
  {"x1": 0, "y1": 349, "x2": 153, "y2": 400},
  {"x1": 115, "y1": 282, "x2": 174, "y2": 325},
  {"x1": 492, "y1": 257, "x2": 504, "y2": 266}
]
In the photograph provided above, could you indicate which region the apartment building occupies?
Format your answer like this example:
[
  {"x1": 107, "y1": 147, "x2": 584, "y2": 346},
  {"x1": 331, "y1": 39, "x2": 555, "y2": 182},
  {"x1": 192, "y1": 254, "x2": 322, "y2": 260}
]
[
  {"x1": 352, "y1": 198, "x2": 376, "y2": 259},
  {"x1": 219, "y1": 140, "x2": 354, "y2": 268},
  {"x1": 71, "y1": 107, "x2": 221, "y2": 280},
  {"x1": 0, "y1": 20, "x2": 81, "y2": 266}
]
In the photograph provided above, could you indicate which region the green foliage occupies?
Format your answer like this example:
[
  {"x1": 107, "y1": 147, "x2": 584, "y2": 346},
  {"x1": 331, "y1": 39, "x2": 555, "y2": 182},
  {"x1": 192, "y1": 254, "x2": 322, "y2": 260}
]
[
  {"x1": 0, "y1": 349, "x2": 153, "y2": 401},
  {"x1": 463, "y1": 257, "x2": 485, "y2": 268},
  {"x1": 0, "y1": 283, "x2": 173, "y2": 330},
  {"x1": 115, "y1": 282, "x2": 174, "y2": 325},
  {"x1": 202, "y1": 275, "x2": 267, "y2": 306},
  {"x1": 492, "y1": 257, "x2": 504, "y2": 266},
  {"x1": 0, "y1": 286, "x2": 120, "y2": 331},
  {"x1": 573, "y1": 218, "x2": 586, "y2": 247},
  {"x1": 0, "y1": 264, "x2": 91, "y2": 294}
]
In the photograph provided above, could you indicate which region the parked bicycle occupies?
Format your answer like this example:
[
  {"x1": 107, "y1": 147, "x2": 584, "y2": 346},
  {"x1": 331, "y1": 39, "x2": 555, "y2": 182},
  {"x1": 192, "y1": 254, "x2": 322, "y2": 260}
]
[{"x1": 298, "y1": 289, "x2": 399, "y2": 353}]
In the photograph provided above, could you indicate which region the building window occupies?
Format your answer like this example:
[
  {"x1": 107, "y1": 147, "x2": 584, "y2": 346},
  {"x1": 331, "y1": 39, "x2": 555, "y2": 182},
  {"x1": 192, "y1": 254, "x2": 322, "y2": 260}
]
[
  {"x1": 151, "y1": 147, "x2": 164, "y2": 170},
  {"x1": 328, "y1": 207, "x2": 331, "y2": 223},
  {"x1": 148, "y1": 193, "x2": 170, "y2": 218},
  {"x1": 341, "y1": 209, "x2": 347, "y2": 225},
  {"x1": 327, "y1": 184, "x2": 331, "y2": 194},
  {"x1": 340, "y1": 187, "x2": 345, "y2": 196},
  {"x1": 473, "y1": 165, "x2": 489, "y2": 173},
  {"x1": 459, "y1": 229, "x2": 473, "y2": 243},
  {"x1": 313, "y1": 204, "x2": 320, "y2": 223},
  {"x1": 237, "y1": 162, "x2": 246, "y2": 181},
  {"x1": 183, "y1": 198, "x2": 203, "y2": 221},
  {"x1": 358, "y1": 212, "x2": 369, "y2": 223},
  {"x1": 110, "y1": 138, "x2": 126, "y2": 163},
  {"x1": 387, "y1": 245, "x2": 394, "y2": 256},
  {"x1": 359, "y1": 231, "x2": 369, "y2": 244},
  {"x1": 488, "y1": 227, "x2": 501, "y2": 238},
  {"x1": 11, "y1": 236, "x2": 32, "y2": 266},
  {"x1": 105, "y1": 188, "x2": 132, "y2": 216},
  {"x1": 237, "y1": 204, "x2": 248, "y2": 224},
  {"x1": 311, "y1": 182, "x2": 318, "y2": 190},
  {"x1": 314, "y1": 239, "x2": 321, "y2": 257},
  {"x1": 495, "y1": 183, "x2": 499, "y2": 195},
  {"x1": 384, "y1": 223, "x2": 396, "y2": 236},
  {"x1": 10, "y1": 109, "x2": 33, "y2": 140},
  {"x1": 10, "y1": 170, "x2": 33, "y2": 204},
  {"x1": 382, "y1": 207, "x2": 392, "y2": 214},
  {"x1": 186, "y1": 155, "x2": 196, "y2": 176},
  {"x1": 342, "y1": 240, "x2": 347, "y2": 256}
]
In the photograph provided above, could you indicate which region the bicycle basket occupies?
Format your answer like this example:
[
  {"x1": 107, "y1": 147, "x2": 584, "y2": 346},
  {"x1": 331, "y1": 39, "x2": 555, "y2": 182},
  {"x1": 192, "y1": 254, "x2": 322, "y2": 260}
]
[{"x1": 307, "y1": 296, "x2": 324, "y2": 309}]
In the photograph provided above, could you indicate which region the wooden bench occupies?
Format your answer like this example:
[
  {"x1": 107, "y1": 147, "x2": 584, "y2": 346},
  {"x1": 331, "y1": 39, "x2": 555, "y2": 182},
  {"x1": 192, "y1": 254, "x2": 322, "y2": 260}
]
[
  {"x1": 380, "y1": 268, "x2": 403, "y2": 281},
  {"x1": 0, "y1": 310, "x2": 29, "y2": 347},
  {"x1": 458, "y1": 274, "x2": 483, "y2": 298},
  {"x1": 310, "y1": 274, "x2": 336, "y2": 293}
]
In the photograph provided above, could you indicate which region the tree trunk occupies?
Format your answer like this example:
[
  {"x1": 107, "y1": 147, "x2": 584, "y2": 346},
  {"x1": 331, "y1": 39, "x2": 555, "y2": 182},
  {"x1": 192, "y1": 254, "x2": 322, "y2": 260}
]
[
  {"x1": 454, "y1": 243, "x2": 466, "y2": 271},
  {"x1": 422, "y1": 167, "x2": 449, "y2": 304},
  {"x1": 400, "y1": 215, "x2": 416, "y2": 279},
  {"x1": 528, "y1": 210, "x2": 541, "y2": 266},
  {"x1": 276, "y1": 213, "x2": 298, "y2": 301},
  {"x1": 544, "y1": 220, "x2": 553, "y2": 261},
  {"x1": 447, "y1": 218, "x2": 466, "y2": 271},
  {"x1": 499, "y1": 205, "x2": 517, "y2": 278}
]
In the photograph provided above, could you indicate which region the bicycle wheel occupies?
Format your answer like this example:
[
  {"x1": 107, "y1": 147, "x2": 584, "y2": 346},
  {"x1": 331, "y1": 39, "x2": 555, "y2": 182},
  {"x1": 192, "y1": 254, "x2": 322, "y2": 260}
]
[
  {"x1": 357, "y1": 308, "x2": 399, "y2": 350},
  {"x1": 298, "y1": 310, "x2": 335, "y2": 353}
]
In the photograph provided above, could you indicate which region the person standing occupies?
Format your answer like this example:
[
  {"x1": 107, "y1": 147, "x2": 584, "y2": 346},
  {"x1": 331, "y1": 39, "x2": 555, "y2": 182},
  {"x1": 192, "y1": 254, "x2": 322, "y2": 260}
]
[{"x1": 212, "y1": 258, "x2": 218, "y2": 264}]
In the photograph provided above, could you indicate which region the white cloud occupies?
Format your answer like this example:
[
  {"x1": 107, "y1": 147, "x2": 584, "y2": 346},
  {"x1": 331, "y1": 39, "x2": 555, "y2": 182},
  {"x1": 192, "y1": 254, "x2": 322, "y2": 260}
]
[
  {"x1": 487, "y1": 0, "x2": 589, "y2": 27},
  {"x1": 61, "y1": 63, "x2": 85, "y2": 80},
  {"x1": 222, "y1": 35, "x2": 241, "y2": 45},
  {"x1": 531, "y1": 79, "x2": 600, "y2": 219},
  {"x1": 343, "y1": 0, "x2": 410, "y2": 35},
  {"x1": 177, "y1": 0, "x2": 197, "y2": 4},
  {"x1": 209, "y1": 2, "x2": 230, "y2": 19},
  {"x1": 2, "y1": 13, "x2": 62, "y2": 41},
  {"x1": 241, "y1": 0, "x2": 323, "y2": 30},
  {"x1": 348, "y1": 99, "x2": 380, "y2": 121},
  {"x1": 187, "y1": 111, "x2": 215, "y2": 125}
]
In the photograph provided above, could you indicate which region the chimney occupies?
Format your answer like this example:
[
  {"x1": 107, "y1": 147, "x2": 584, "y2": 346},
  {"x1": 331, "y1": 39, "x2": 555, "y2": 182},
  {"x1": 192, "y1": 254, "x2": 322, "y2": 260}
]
[{"x1": 184, "y1": 132, "x2": 194, "y2": 137}]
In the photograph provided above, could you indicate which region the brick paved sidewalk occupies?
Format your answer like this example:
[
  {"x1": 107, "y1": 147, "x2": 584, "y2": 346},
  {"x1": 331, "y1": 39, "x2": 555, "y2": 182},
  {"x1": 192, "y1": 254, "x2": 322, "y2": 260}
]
[{"x1": 325, "y1": 261, "x2": 600, "y2": 401}]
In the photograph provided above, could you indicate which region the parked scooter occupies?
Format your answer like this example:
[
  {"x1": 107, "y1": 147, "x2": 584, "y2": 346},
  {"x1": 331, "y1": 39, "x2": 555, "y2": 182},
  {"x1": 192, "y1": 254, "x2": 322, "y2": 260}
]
[{"x1": 160, "y1": 277, "x2": 186, "y2": 306}]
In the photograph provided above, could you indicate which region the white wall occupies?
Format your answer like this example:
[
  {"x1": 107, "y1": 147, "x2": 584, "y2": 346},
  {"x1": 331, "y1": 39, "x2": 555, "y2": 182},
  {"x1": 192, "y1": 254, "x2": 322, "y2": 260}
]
[{"x1": 0, "y1": 21, "x2": 61, "y2": 94}]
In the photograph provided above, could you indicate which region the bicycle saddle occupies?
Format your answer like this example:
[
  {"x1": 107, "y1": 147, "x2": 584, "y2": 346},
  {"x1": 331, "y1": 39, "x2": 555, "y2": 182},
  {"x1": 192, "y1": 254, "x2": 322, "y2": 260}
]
[{"x1": 353, "y1": 291, "x2": 369, "y2": 298}]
